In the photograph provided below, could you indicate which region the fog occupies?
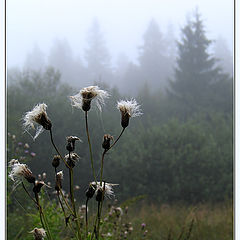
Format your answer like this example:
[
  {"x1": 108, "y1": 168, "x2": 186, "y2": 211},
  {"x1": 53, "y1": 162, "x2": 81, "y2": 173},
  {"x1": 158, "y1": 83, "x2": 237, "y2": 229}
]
[{"x1": 7, "y1": 0, "x2": 233, "y2": 93}]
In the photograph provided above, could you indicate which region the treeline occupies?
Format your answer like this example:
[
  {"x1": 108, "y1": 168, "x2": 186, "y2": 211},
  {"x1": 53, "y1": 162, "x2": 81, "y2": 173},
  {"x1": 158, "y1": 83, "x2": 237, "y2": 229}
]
[{"x1": 7, "y1": 10, "x2": 233, "y2": 204}]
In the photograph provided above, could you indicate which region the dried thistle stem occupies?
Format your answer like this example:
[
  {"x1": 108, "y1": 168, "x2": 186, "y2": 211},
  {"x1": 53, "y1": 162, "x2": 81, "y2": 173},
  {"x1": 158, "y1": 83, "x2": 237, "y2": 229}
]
[
  {"x1": 108, "y1": 127, "x2": 125, "y2": 151},
  {"x1": 85, "y1": 198, "x2": 89, "y2": 238},
  {"x1": 34, "y1": 192, "x2": 53, "y2": 240},
  {"x1": 85, "y1": 111, "x2": 97, "y2": 183},
  {"x1": 69, "y1": 167, "x2": 82, "y2": 240},
  {"x1": 49, "y1": 128, "x2": 70, "y2": 168},
  {"x1": 21, "y1": 182, "x2": 38, "y2": 205}
]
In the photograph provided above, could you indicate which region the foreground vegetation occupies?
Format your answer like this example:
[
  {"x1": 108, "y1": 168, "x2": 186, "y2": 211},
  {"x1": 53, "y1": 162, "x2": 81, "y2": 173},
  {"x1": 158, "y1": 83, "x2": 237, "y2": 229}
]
[{"x1": 8, "y1": 195, "x2": 233, "y2": 240}]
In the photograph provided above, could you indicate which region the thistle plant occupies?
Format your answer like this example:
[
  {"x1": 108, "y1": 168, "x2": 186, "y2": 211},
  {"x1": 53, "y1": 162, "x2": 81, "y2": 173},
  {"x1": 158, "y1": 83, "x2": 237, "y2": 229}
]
[{"x1": 8, "y1": 85, "x2": 142, "y2": 240}]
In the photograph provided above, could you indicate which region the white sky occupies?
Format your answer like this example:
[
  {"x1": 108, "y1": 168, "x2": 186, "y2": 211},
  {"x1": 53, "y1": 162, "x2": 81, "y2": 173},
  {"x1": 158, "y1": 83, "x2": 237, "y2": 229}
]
[{"x1": 7, "y1": 0, "x2": 233, "y2": 68}]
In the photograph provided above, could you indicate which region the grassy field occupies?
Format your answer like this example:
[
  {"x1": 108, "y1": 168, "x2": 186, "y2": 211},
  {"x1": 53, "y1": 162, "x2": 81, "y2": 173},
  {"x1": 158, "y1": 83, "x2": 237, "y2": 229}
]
[
  {"x1": 121, "y1": 201, "x2": 233, "y2": 240},
  {"x1": 7, "y1": 199, "x2": 233, "y2": 240}
]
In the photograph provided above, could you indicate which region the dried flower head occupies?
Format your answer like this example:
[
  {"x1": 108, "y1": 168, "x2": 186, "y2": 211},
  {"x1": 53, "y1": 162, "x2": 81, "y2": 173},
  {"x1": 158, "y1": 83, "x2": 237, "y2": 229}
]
[
  {"x1": 9, "y1": 160, "x2": 35, "y2": 184},
  {"x1": 90, "y1": 181, "x2": 118, "y2": 201},
  {"x1": 64, "y1": 152, "x2": 80, "y2": 168},
  {"x1": 117, "y1": 99, "x2": 142, "y2": 128},
  {"x1": 9, "y1": 159, "x2": 20, "y2": 167},
  {"x1": 102, "y1": 134, "x2": 114, "y2": 150},
  {"x1": 66, "y1": 136, "x2": 81, "y2": 152},
  {"x1": 55, "y1": 170, "x2": 63, "y2": 191},
  {"x1": 23, "y1": 103, "x2": 52, "y2": 140},
  {"x1": 52, "y1": 155, "x2": 61, "y2": 168},
  {"x1": 30, "y1": 228, "x2": 46, "y2": 240},
  {"x1": 33, "y1": 180, "x2": 51, "y2": 193},
  {"x1": 114, "y1": 207, "x2": 123, "y2": 217},
  {"x1": 69, "y1": 86, "x2": 109, "y2": 112}
]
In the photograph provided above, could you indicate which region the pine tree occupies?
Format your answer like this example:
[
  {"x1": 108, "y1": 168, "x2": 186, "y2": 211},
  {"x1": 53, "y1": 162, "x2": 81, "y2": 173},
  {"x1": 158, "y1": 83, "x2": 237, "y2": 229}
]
[
  {"x1": 84, "y1": 18, "x2": 112, "y2": 82},
  {"x1": 169, "y1": 9, "x2": 228, "y2": 114},
  {"x1": 138, "y1": 19, "x2": 173, "y2": 92}
]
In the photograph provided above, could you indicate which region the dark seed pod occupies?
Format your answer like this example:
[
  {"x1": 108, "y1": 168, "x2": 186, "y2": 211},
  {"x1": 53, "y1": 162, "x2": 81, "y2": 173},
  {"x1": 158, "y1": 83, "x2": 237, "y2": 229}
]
[
  {"x1": 52, "y1": 155, "x2": 60, "y2": 168},
  {"x1": 121, "y1": 112, "x2": 130, "y2": 128},
  {"x1": 33, "y1": 181, "x2": 45, "y2": 194},
  {"x1": 96, "y1": 188, "x2": 104, "y2": 202},
  {"x1": 102, "y1": 134, "x2": 113, "y2": 150}
]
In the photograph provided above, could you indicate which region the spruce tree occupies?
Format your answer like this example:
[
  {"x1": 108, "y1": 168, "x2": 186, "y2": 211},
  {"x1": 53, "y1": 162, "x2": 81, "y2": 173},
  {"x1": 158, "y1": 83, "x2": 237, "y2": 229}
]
[{"x1": 169, "y1": 10, "x2": 229, "y2": 115}]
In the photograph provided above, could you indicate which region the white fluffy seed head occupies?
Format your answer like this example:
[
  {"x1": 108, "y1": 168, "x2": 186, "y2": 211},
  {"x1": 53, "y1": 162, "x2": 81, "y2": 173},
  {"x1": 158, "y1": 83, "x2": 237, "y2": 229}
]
[
  {"x1": 22, "y1": 103, "x2": 51, "y2": 140},
  {"x1": 69, "y1": 86, "x2": 109, "y2": 112},
  {"x1": 30, "y1": 228, "x2": 46, "y2": 240},
  {"x1": 9, "y1": 161, "x2": 33, "y2": 182},
  {"x1": 90, "y1": 181, "x2": 118, "y2": 198},
  {"x1": 117, "y1": 99, "x2": 142, "y2": 118}
]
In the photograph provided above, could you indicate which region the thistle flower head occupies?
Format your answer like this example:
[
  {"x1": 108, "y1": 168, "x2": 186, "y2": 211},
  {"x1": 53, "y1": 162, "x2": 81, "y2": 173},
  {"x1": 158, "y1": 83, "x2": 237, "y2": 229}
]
[
  {"x1": 90, "y1": 181, "x2": 118, "y2": 200},
  {"x1": 69, "y1": 86, "x2": 109, "y2": 112},
  {"x1": 64, "y1": 152, "x2": 80, "y2": 168},
  {"x1": 23, "y1": 103, "x2": 52, "y2": 140},
  {"x1": 117, "y1": 99, "x2": 142, "y2": 128},
  {"x1": 66, "y1": 136, "x2": 82, "y2": 152},
  {"x1": 30, "y1": 228, "x2": 46, "y2": 240},
  {"x1": 9, "y1": 160, "x2": 35, "y2": 184},
  {"x1": 102, "y1": 134, "x2": 114, "y2": 150},
  {"x1": 55, "y1": 170, "x2": 63, "y2": 191},
  {"x1": 33, "y1": 180, "x2": 51, "y2": 193}
]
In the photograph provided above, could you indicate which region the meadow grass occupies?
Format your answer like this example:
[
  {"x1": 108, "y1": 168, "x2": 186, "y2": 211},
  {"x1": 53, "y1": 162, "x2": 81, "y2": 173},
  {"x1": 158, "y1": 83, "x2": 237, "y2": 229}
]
[{"x1": 127, "y1": 200, "x2": 233, "y2": 240}]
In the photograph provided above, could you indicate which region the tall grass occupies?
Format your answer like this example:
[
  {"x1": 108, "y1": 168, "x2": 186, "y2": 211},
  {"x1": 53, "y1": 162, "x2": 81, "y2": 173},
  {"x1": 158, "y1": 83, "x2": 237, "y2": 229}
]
[{"x1": 127, "y1": 201, "x2": 233, "y2": 240}]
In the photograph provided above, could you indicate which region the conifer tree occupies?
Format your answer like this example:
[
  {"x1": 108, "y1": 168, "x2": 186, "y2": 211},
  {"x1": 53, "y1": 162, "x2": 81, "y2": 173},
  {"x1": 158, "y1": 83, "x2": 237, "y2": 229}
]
[{"x1": 169, "y1": 9, "x2": 230, "y2": 115}]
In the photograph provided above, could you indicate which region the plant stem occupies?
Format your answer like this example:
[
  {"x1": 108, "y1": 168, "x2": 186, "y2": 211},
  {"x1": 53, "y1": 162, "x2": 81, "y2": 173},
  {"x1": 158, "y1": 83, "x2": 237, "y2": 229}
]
[
  {"x1": 34, "y1": 192, "x2": 52, "y2": 240},
  {"x1": 96, "y1": 182, "x2": 105, "y2": 239},
  {"x1": 21, "y1": 182, "x2": 38, "y2": 205},
  {"x1": 108, "y1": 128, "x2": 125, "y2": 151},
  {"x1": 100, "y1": 150, "x2": 106, "y2": 186},
  {"x1": 85, "y1": 198, "x2": 89, "y2": 238},
  {"x1": 59, "y1": 188, "x2": 75, "y2": 216},
  {"x1": 69, "y1": 167, "x2": 82, "y2": 240},
  {"x1": 85, "y1": 111, "x2": 97, "y2": 183},
  {"x1": 49, "y1": 128, "x2": 70, "y2": 168}
]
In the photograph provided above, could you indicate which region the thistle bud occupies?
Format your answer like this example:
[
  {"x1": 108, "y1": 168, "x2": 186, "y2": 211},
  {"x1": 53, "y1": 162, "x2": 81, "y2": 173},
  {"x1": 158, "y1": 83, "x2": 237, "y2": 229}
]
[
  {"x1": 102, "y1": 134, "x2": 113, "y2": 150},
  {"x1": 33, "y1": 180, "x2": 45, "y2": 194},
  {"x1": 66, "y1": 136, "x2": 80, "y2": 152},
  {"x1": 52, "y1": 155, "x2": 60, "y2": 168},
  {"x1": 55, "y1": 171, "x2": 63, "y2": 191}
]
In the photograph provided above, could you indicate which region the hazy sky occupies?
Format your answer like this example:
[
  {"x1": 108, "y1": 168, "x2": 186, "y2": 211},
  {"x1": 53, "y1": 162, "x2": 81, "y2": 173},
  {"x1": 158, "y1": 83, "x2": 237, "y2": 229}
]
[{"x1": 7, "y1": 0, "x2": 233, "y2": 68}]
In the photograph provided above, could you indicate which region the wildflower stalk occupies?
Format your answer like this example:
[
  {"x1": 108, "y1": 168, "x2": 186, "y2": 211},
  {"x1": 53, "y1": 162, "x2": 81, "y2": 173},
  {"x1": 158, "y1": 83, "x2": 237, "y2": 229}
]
[
  {"x1": 108, "y1": 128, "x2": 125, "y2": 151},
  {"x1": 96, "y1": 182, "x2": 106, "y2": 240},
  {"x1": 21, "y1": 182, "x2": 38, "y2": 205},
  {"x1": 85, "y1": 198, "x2": 89, "y2": 238},
  {"x1": 49, "y1": 128, "x2": 70, "y2": 168},
  {"x1": 85, "y1": 111, "x2": 97, "y2": 183},
  {"x1": 69, "y1": 167, "x2": 82, "y2": 240},
  {"x1": 34, "y1": 192, "x2": 52, "y2": 240},
  {"x1": 58, "y1": 188, "x2": 75, "y2": 216}
]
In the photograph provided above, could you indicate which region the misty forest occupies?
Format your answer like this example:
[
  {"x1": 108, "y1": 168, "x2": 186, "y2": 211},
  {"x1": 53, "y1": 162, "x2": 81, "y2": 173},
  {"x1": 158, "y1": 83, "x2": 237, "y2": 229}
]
[{"x1": 7, "y1": 9, "x2": 233, "y2": 240}]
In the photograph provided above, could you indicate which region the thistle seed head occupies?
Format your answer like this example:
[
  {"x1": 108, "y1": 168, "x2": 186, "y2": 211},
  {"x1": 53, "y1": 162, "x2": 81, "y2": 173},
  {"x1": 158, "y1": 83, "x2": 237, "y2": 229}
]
[
  {"x1": 64, "y1": 152, "x2": 80, "y2": 168},
  {"x1": 117, "y1": 99, "x2": 142, "y2": 128},
  {"x1": 30, "y1": 228, "x2": 46, "y2": 240},
  {"x1": 9, "y1": 160, "x2": 35, "y2": 184},
  {"x1": 23, "y1": 103, "x2": 52, "y2": 140},
  {"x1": 69, "y1": 86, "x2": 109, "y2": 112}
]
